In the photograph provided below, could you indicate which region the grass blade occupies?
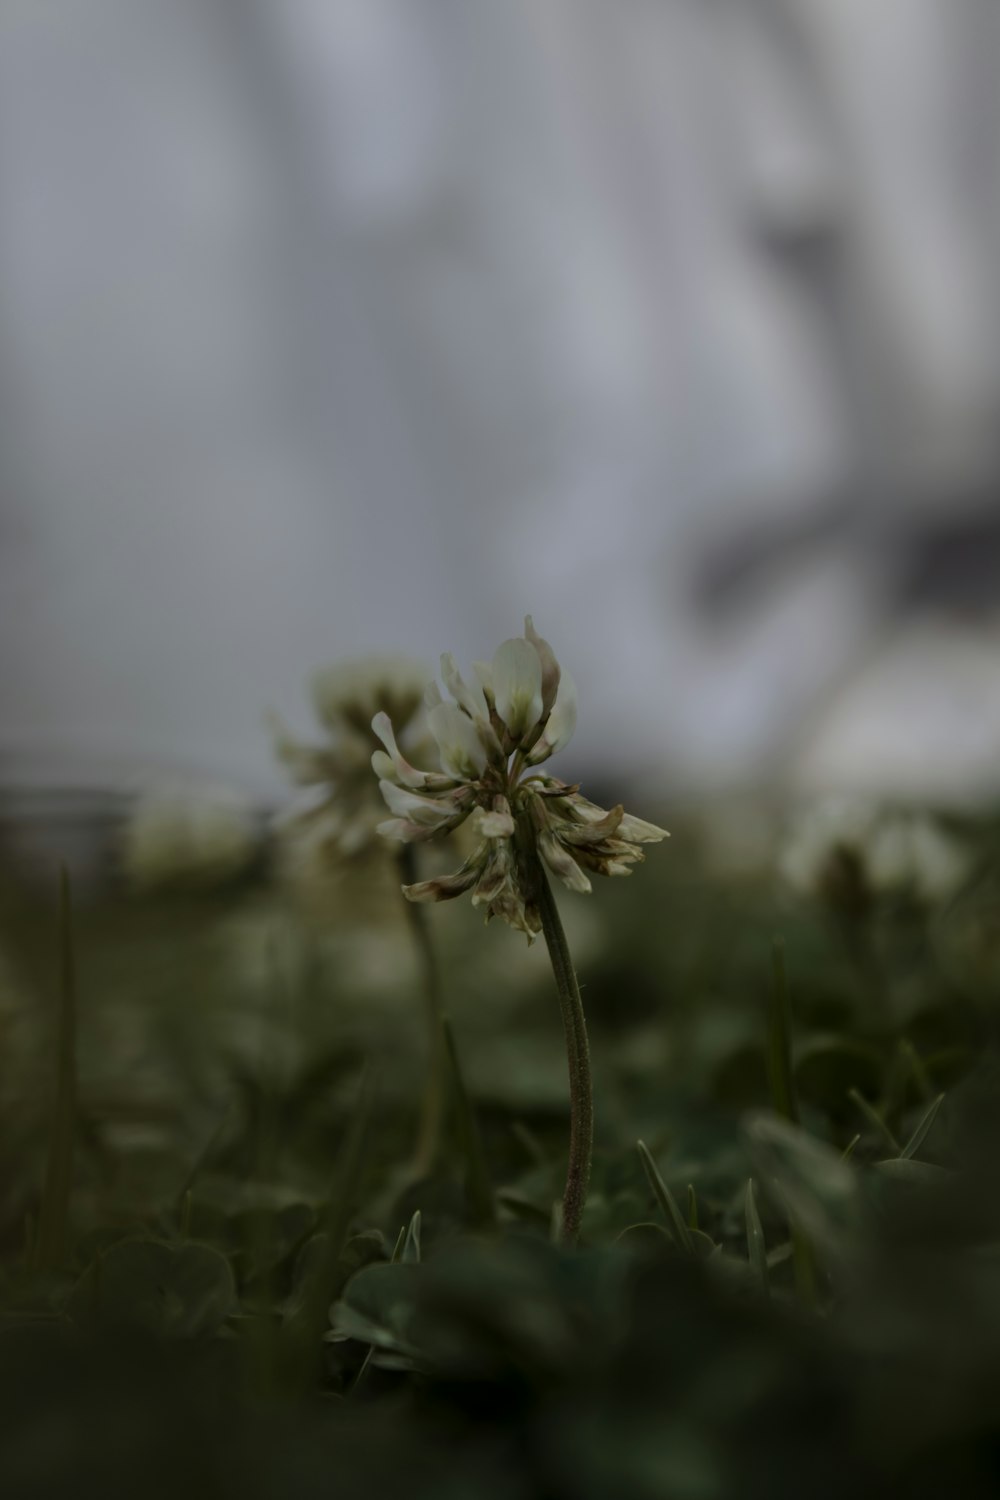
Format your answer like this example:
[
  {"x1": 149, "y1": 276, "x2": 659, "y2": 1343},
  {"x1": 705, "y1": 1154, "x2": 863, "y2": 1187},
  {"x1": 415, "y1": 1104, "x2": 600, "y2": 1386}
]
[
  {"x1": 35, "y1": 866, "x2": 78, "y2": 1270},
  {"x1": 637, "y1": 1141, "x2": 693, "y2": 1254},
  {"x1": 442, "y1": 1017, "x2": 496, "y2": 1230},
  {"x1": 841, "y1": 1133, "x2": 861, "y2": 1162},
  {"x1": 767, "y1": 938, "x2": 799, "y2": 1124},
  {"x1": 511, "y1": 1120, "x2": 546, "y2": 1165},
  {"x1": 898, "y1": 1093, "x2": 945, "y2": 1161},
  {"x1": 745, "y1": 1179, "x2": 769, "y2": 1296},
  {"x1": 848, "y1": 1087, "x2": 900, "y2": 1154},
  {"x1": 687, "y1": 1184, "x2": 699, "y2": 1232},
  {"x1": 402, "y1": 1209, "x2": 422, "y2": 1265},
  {"x1": 899, "y1": 1038, "x2": 934, "y2": 1102}
]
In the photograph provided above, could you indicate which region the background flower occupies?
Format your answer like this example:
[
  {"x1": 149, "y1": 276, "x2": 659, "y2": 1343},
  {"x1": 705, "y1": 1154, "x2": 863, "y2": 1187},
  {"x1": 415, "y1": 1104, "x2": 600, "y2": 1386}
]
[
  {"x1": 120, "y1": 777, "x2": 261, "y2": 891},
  {"x1": 780, "y1": 796, "x2": 970, "y2": 911},
  {"x1": 270, "y1": 655, "x2": 431, "y2": 862}
]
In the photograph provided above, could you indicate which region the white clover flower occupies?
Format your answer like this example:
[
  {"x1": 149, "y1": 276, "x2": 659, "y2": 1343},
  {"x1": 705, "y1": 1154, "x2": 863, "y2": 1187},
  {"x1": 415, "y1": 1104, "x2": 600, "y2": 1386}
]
[
  {"x1": 269, "y1": 655, "x2": 431, "y2": 859},
  {"x1": 310, "y1": 657, "x2": 431, "y2": 741},
  {"x1": 121, "y1": 778, "x2": 260, "y2": 891},
  {"x1": 781, "y1": 796, "x2": 969, "y2": 910},
  {"x1": 780, "y1": 796, "x2": 879, "y2": 907},
  {"x1": 372, "y1": 618, "x2": 668, "y2": 938},
  {"x1": 867, "y1": 815, "x2": 970, "y2": 904}
]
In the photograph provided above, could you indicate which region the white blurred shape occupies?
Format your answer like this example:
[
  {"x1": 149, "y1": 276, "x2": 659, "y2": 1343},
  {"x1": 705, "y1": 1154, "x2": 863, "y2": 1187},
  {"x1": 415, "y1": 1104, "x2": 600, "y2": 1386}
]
[
  {"x1": 120, "y1": 776, "x2": 259, "y2": 890},
  {"x1": 794, "y1": 617, "x2": 1000, "y2": 804}
]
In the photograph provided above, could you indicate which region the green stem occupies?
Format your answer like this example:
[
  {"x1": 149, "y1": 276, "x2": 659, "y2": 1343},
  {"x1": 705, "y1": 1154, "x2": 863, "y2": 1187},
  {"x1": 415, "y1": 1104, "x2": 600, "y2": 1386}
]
[
  {"x1": 398, "y1": 846, "x2": 447, "y2": 1176},
  {"x1": 535, "y1": 862, "x2": 593, "y2": 1245}
]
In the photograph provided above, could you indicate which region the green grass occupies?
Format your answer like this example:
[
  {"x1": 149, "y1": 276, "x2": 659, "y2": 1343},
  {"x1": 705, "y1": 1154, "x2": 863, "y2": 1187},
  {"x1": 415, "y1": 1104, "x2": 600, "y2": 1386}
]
[{"x1": 2, "y1": 803, "x2": 1000, "y2": 1497}]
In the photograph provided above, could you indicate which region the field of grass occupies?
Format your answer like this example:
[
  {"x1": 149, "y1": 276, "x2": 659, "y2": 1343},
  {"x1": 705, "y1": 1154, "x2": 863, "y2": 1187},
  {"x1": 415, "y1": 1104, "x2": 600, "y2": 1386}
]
[{"x1": 2, "y1": 797, "x2": 1000, "y2": 1498}]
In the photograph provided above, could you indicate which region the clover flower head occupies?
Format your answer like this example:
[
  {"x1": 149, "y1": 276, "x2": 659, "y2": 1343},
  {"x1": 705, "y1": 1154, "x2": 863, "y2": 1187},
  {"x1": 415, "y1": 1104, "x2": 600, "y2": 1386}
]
[
  {"x1": 372, "y1": 618, "x2": 669, "y2": 938},
  {"x1": 310, "y1": 657, "x2": 429, "y2": 740},
  {"x1": 270, "y1": 654, "x2": 431, "y2": 859},
  {"x1": 121, "y1": 777, "x2": 260, "y2": 891},
  {"x1": 781, "y1": 796, "x2": 968, "y2": 912}
]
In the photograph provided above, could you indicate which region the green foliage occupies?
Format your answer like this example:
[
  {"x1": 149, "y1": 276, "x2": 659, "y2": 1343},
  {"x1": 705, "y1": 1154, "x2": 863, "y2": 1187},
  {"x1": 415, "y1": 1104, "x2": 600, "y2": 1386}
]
[
  {"x1": 3, "y1": 803, "x2": 1000, "y2": 1494},
  {"x1": 33, "y1": 868, "x2": 77, "y2": 1269},
  {"x1": 68, "y1": 1237, "x2": 236, "y2": 1338}
]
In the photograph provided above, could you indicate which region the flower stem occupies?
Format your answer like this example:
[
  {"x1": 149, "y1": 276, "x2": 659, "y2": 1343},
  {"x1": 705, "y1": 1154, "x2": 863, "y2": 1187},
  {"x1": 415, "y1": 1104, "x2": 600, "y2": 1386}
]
[
  {"x1": 398, "y1": 846, "x2": 447, "y2": 1176},
  {"x1": 534, "y1": 861, "x2": 593, "y2": 1244}
]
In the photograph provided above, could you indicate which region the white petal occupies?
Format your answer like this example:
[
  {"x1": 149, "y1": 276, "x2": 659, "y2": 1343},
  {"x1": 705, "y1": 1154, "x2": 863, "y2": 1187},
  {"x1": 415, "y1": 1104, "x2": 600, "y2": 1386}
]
[
  {"x1": 565, "y1": 795, "x2": 613, "y2": 823},
  {"x1": 377, "y1": 779, "x2": 458, "y2": 828},
  {"x1": 376, "y1": 817, "x2": 415, "y2": 842},
  {"x1": 553, "y1": 803, "x2": 624, "y2": 845},
  {"x1": 371, "y1": 750, "x2": 395, "y2": 780},
  {"x1": 491, "y1": 638, "x2": 543, "y2": 739},
  {"x1": 526, "y1": 669, "x2": 577, "y2": 765},
  {"x1": 546, "y1": 669, "x2": 577, "y2": 751},
  {"x1": 475, "y1": 806, "x2": 516, "y2": 838},
  {"x1": 441, "y1": 652, "x2": 489, "y2": 722},
  {"x1": 617, "y1": 812, "x2": 669, "y2": 843},
  {"x1": 428, "y1": 703, "x2": 488, "y2": 779},
  {"x1": 524, "y1": 616, "x2": 561, "y2": 716},
  {"x1": 479, "y1": 812, "x2": 515, "y2": 838},
  {"x1": 404, "y1": 862, "x2": 482, "y2": 903},
  {"x1": 472, "y1": 661, "x2": 495, "y2": 704},
  {"x1": 424, "y1": 681, "x2": 444, "y2": 710},
  {"x1": 376, "y1": 816, "x2": 451, "y2": 843},
  {"x1": 470, "y1": 840, "x2": 514, "y2": 904},
  {"x1": 538, "y1": 831, "x2": 592, "y2": 894},
  {"x1": 370, "y1": 712, "x2": 431, "y2": 789}
]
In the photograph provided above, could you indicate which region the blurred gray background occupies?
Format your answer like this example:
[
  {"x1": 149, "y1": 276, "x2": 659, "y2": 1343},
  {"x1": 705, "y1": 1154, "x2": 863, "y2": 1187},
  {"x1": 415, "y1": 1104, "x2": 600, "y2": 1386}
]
[{"x1": 2, "y1": 0, "x2": 1000, "y2": 829}]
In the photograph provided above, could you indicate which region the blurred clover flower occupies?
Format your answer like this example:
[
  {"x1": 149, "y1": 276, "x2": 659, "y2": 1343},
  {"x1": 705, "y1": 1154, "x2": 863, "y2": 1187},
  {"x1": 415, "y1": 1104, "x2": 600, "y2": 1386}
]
[
  {"x1": 269, "y1": 656, "x2": 431, "y2": 859},
  {"x1": 270, "y1": 654, "x2": 451, "y2": 1177},
  {"x1": 372, "y1": 617, "x2": 667, "y2": 939},
  {"x1": 781, "y1": 797, "x2": 969, "y2": 915},
  {"x1": 120, "y1": 778, "x2": 260, "y2": 891}
]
